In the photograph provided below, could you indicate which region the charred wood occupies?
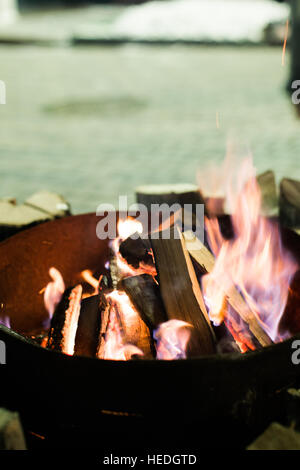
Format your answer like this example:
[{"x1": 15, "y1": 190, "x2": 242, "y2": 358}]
[
  {"x1": 119, "y1": 234, "x2": 155, "y2": 271},
  {"x1": 120, "y1": 274, "x2": 167, "y2": 330}
]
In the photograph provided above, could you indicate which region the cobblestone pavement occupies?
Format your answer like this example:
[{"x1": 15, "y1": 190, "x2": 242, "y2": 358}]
[{"x1": 0, "y1": 43, "x2": 299, "y2": 213}]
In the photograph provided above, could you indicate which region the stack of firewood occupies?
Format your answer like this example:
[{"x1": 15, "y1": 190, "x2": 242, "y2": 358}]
[{"x1": 43, "y1": 169, "x2": 299, "y2": 360}]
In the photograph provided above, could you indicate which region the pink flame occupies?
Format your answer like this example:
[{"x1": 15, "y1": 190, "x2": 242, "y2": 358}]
[
  {"x1": 202, "y1": 157, "x2": 298, "y2": 343},
  {"x1": 0, "y1": 316, "x2": 10, "y2": 329},
  {"x1": 44, "y1": 267, "x2": 65, "y2": 320},
  {"x1": 154, "y1": 320, "x2": 192, "y2": 360}
]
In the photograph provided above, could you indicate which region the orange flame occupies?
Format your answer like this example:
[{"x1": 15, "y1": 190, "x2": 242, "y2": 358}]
[
  {"x1": 202, "y1": 158, "x2": 298, "y2": 344},
  {"x1": 154, "y1": 320, "x2": 192, "y2": 360}
]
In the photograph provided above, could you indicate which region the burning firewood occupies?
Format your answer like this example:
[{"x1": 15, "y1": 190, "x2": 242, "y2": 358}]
[
  {"x1": 120, "y1": 274, "x2": 167, "y2": 330},
  {"x1": 150, "y1": 226, "x2": 216, "y2": 356},
  {"x1": 183, "y1": 231, "x2": 272, "y2": 347},
  {"x1": 280, "y1": 177, "x2": 300, "y2": 232},
  {"x1": 74, "y1": 293, "x2": 105, "y2": 358},
  {"x1": 47, "y1": 285, "x2": 82, "y2": 355},
  {"x1": 119, "y1": 234, "x2": 155, "y2": 272},
  {"x1": 97, "y1": 291, "x2": 154, "y2": 360}
]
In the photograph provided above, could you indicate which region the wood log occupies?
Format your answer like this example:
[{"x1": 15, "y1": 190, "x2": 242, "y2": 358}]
[
  {"x1": 119, "y1": 233, "x2": 155, "y2": 271},
  {"x1": 47, "y1": 285, "x2": 82, "y2": 355},
  {"x1": 135, "y1": 183, "x2": 204, "y2": 215},
  {"x1": 280, "y1": 177, "x2": 300, "y2": 232},
  {"x1": 97, "y1": 291, "x2": 154, "y2": 359},
  {"x1": 150, "y1": 226, "x2": 216, "y2": 356},
  {"x1": 25, "y1": 190, "x2": 71, "y2": 218},
  {"x1": 120, "y1": 274, "x2": 167, "y2": 330},
  {"x1": 257, "y1": 170, "x2": 278, "y2": 217},
  {"x1": 0, "y1": 409, "x2": 27, "y2": 450},
  {"x1": 74, "y1": 293, "x2": 105, "y2": 358},
  {"x1": 183, "y1": 230, "x2": 272, "y2": 347},
  {"x1": 0, "y1": 191, "x2": 71, "y2": 241}
]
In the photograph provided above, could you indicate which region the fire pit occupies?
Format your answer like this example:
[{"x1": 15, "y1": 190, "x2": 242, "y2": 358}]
[
  {"x1": 1, "y1": 158, "x2": 300, "y2": 449},
  {"x1": 0, "y1": 210, "x2": 300, "y2": 449}
]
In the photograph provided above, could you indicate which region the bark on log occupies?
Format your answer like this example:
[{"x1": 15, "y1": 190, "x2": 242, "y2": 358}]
[
  {"x1": 74, "y1": 293, "x2": 105, "y2": 358},
  {"x1": 183, "y1": 230, "x2": 272, "y2": 347},
  {"x1": 120, "y1": 274, "x2": 167, "y2": 330},
  {"x1": 150, "y1": 226, "x2": 216, "y2": 356},
  {"x1": 135, "y1": 183, "x2": 204, "y2": 215},
  {"x1": 280, "y1": 177, "x2": 300, "y2": 232}
]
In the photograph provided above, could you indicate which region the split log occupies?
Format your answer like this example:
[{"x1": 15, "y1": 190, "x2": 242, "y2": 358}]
[
  {"x1": 25, "y1": 190, "x2": 71, "y2": 219},
  {"x1": 135, "y1": 183, "x2": 204, "y2": 216},
  {"x1": 280, "y1": 177, "x2": 300, "y2": 232},
  {"x1": 97, "y1": 292, "x2": 154, "y2": 360},
  {"x1": 74, "y1": 292, "x2": 106, "y2": 358},
  {"x1": 257, "y1": 170, "x2": 278, "y2": 217},
  {"x1": 120, "y1": 274, "x2": 167, "y2": 330},
  {"x1": 47, "y1": 285, "x2": 82, "y2": 355},
  {"x1": 183, "y1": 231, "x2": 272, "y2": 347},
  {"x1": 150, "y1": 226, "x2": 216, "y2": 356},
  {"x1": 97, "y1": 299, "x2": 111, "y2": 359},
  {"x1": 0, "y1": 199, "x2": 49, "y2": 241},
  {"x1": 119, "y1": 233, "x2": 155, "y2": 271},
  {"x1": 0, "y1": 409, "x2": 27, "y2": 450}
]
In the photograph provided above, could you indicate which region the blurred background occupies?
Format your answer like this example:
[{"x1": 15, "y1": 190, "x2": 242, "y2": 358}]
[{"x1": 0, "y1": 0, "x2": 298, "y2": 213}]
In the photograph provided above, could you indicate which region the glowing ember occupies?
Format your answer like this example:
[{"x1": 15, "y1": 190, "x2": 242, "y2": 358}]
[
  {"x1": 154, "y1": 320, "x2": 192, "y2": 360},
  {"x1": 80, "y1": 270, "x2": 99, "y2": 290},
  {"x1": 44, "y1": 267, "x2": 65, "y2": 326},
  {"x1": 100, "y1": 290, "x2": 144, "y2": 361},
  {"x1": 202, "y1": 157, "x2": 298, "y2": 344}
]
